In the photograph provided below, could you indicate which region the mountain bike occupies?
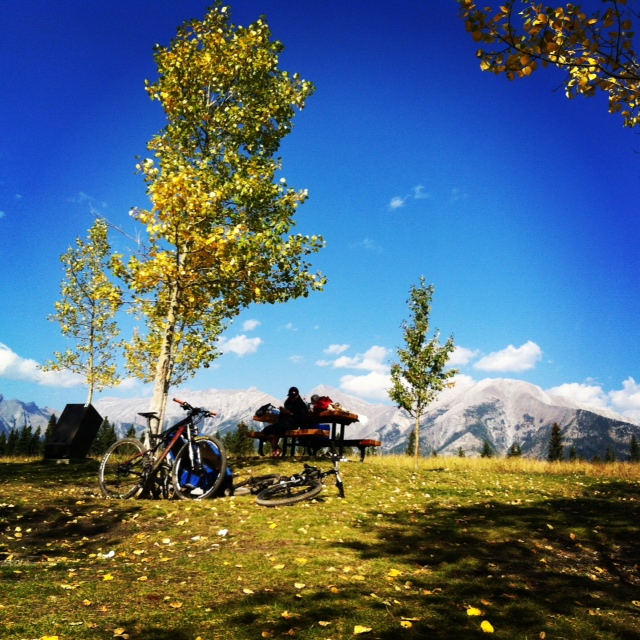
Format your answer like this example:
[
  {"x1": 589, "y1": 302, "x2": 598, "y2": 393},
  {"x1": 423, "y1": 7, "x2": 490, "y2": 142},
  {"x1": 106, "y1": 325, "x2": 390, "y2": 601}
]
[
  {"x1": 255, "y1": 453, "x2": 345, "y2": 507},
  {"x1": 98, "y1": 398, "x2": 227, "y2": 500}
]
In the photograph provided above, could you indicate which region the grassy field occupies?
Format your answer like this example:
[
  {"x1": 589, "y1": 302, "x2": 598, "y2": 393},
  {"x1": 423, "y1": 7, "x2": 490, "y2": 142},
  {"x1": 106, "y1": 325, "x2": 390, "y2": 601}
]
[{"x1": 1, "y1": 454, "x2": 639, "y2": 640}]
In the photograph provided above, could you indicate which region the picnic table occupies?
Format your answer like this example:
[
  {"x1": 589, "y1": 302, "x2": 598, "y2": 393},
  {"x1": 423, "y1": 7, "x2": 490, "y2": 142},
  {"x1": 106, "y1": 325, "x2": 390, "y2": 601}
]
[{"x1": 248, "y1": 409, "x2": 381, "y2": 461}]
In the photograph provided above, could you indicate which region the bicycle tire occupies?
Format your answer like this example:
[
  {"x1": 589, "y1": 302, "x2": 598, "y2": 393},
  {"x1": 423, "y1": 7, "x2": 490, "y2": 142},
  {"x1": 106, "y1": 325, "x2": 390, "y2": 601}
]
[
  {"x1": 255, "y1": 478, "x2": 323, "y2": 507},
  {"x1": 228, "y1": 474, "x2": 281, "y2": 496},
  {"x1": 99, "y1": 438, "x2": 146, "y2": 499},
  {"x1": 172, "y1": 435, "x2": 227, "y2": 500}
]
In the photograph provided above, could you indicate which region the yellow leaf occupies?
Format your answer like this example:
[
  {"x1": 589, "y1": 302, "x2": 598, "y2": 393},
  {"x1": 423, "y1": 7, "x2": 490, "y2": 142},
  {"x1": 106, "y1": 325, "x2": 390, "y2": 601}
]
[
  {"x1": 388, "y1": 569, "x2": 402, "y2": 577},
  {"x1": 269, "y1": 523, "x2": 277, "y2": 529},
  {"x1": 243, "y1": 588, "x2": 254, "y2": 594},
  {"x1": 632, "y1": 600, "x2": 640, "y2": 607},
  {"x1": 103, "y1": 574, "x2": 115, "y2": 581},
  {"x1": 481, "y1": 620, "x2": 495, "y2": 633},
  {"x1": 169, "y1": 602, "x2": 183, "y2": 608},
  {"x1": 41, "y1": 637, "x2": 59, "y2": 640},
  {"x1": 294, "y1": 582, "x2": 306, "y2": 589},
  {"x1": 113, "y1": 630, "x2": 126, "y2": 637},
  {"x1": 82, "y1": 599, "x2": 92, "y2": 606},
  {"x1": 354, "y1": 625, "x2": 372, "y2": 635},
  {"x1": 318, "y1": 621, "x2": 331, "y2": 627},
  {"x1": 400, "y1": 620, "x2": 413, "y2": 628},
  {"x1": 137, "y1": 576, "x2": 148, "y2": 582},
  {"x1": 294, "y1": 557, "x2": 308, "y2": 564},
  {"x1": 467, "y1": 607, "x2": 483, "y2": 616},
  {"x1": 546, "y1": 524, "x2": 553, "y2": 530},
  {"x1": 273, "y1": 564, "x2": 285, "y2": 570}
]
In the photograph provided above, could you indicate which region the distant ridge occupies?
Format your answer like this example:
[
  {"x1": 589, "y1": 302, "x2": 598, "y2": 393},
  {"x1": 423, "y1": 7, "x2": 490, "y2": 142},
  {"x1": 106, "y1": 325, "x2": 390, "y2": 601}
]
[{"x1": 4, "y1": 379, "x2": 639, "y2": 459}]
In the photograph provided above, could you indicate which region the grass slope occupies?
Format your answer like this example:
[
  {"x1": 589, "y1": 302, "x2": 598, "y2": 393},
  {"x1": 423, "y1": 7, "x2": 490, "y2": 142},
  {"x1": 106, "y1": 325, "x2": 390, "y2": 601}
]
[{"x1": 1, "y1": 455, "x2": 639, "y2": 639}]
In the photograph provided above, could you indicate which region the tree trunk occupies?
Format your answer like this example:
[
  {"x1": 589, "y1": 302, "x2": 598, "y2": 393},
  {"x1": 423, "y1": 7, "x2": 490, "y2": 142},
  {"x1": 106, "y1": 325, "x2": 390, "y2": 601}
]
[
  {"x1": 149, "y1": 281, "x2": 180, "y2": 435},
  {"x1": 413, "y1": 414, "x2": 420, "y2": 470}
]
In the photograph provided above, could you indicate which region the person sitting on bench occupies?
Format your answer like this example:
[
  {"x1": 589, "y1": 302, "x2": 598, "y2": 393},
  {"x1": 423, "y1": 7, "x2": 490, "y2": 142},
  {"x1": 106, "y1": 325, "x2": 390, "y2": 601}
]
[{"x1": 261, "y1": 386, "x2": 309, "y2": 457}]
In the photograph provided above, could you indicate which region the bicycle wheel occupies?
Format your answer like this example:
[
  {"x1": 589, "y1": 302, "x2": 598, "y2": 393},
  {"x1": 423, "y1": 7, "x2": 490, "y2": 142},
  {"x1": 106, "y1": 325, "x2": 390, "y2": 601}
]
[
  {"x1": 99, "y1": 438, "x2": 146, "y2": 499},
  {"x1": 228, "y1": 474, "x2": 281, "y2": 496},
  {"x1": 255, "y1": 478, "x2": 323, "y2": 507},
  {"x1": 172, "y1": 435, "x2": 227, "y2": 500}
]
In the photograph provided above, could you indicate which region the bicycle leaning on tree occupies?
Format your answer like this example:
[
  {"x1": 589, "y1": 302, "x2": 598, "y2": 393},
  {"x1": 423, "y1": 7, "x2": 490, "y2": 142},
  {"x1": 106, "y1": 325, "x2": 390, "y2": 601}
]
[{"x1": 98, "y1": 398, "x2": 228, "y2": 501}]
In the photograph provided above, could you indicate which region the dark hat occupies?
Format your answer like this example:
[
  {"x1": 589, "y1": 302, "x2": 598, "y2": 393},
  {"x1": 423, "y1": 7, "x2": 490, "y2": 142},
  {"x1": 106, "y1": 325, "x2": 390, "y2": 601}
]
[{"x1": 288, "y1": 387, "x2": 299, "y2": 396}]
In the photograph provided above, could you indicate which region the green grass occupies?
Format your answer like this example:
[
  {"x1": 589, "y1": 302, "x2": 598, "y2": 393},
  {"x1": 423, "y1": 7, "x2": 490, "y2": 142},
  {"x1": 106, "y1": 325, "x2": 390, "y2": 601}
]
[{"x1": 1, "y1": 454, "x2": 640, "y2": 639}]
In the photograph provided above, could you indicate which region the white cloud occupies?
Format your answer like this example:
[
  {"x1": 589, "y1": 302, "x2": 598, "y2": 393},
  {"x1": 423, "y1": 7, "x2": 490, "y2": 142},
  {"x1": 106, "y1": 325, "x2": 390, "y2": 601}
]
[
  {"x1": 283, "y1": 322, "x2": 297, "y2": 332},
  {"x1": 547, "y1": 382, "x2": 608, "y2": 409},
  {"x1": 448, "y1": 346, "x2": 480, "y2": 366},
  {"x1": 474, "y1": 341, "x2": 542, "y2": 372},
  {"x1": 288, "y1": 355, "x2": 304, "y2": 364},
  {"x1": 608, "y1": 377, "x2": 640, "y2": 420},
  {"x1": 340, "y1": 371, "x2": 391, "y2": 401},
  {"x1": 412, "y1": 185, "x2": 430, "y2": 199},
  {"x1": 390, "y1": 185, "x2": 431, "y2": 211},
  {"x1": 350, "y1": 237, "x2": 383, "y2": 253},
  {"x1": 242, "y1": 319, "x2": 261, "y2": 332},
  {"x1": 320, "y1": 345, "x2": 390, "y2": 374},
  {"x1": 0, "y1": 343, "x2": 83, "y2": 387},
  {"x1": 324, "y1": 344, "x2": 350, "y2": 356},
  {"x1": 219, "y1": 335, "x2": 262, "y2": 357}
]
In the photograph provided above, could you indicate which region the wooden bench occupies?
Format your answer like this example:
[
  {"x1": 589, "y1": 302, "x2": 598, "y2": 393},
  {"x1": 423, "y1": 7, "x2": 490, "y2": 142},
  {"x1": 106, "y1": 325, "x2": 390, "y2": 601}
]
[{"x1": 246, "y1": 429, "x2": 381, "y2": 461}]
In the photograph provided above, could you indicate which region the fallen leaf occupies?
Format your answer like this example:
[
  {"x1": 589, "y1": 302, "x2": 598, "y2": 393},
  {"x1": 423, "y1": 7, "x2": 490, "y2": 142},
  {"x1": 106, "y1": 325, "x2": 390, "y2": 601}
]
[
  {"x1": 318, "y1": 621, "x2": 331, "y2": 627},
  {"x1": 481, "y1": 620, "x2": 494, "y2": 633},
  {"x1": 243, "y1": 588, "x2": 254, "y2": 594},
  {"x1": 273, "y1": 564, "x2": 285, "y2": 570},
  {"x1": 113, "y1": 629, "x2": 126, "y2": 637},
  {"x1": 388, "y1": 569, "x2": 402, "y2": 577},
  {"x1": 467, "y1": 607, "x2": 483, "y2": 616},
  {"x1": 354, "y1": 625, "x2": 372, "y2": 635},
  {"x1": 103, "y1": 574, "x2": 115, "y2": 581},
  {"x1": 294, "y1": 582, "x2": 306, "y2": 589},
  {"x1": 169, "y1": 602, "x2": 183, "y2": 609},
  {"x1": 400, "y1": 620, "x2": 412, "y2": 628},
  {"x1": 632, "y1": 600, "x2": 640, "y2": 608}
]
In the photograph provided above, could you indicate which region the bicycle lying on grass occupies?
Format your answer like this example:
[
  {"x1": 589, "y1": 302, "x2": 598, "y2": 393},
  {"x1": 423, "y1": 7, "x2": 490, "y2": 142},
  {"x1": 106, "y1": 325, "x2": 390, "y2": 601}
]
[
  {"x1": 98, "y1": 398, "x2": 227, "y2": 500},
  {"x1": 245, "y1": 453, "x2": 345, "y2": 507}
]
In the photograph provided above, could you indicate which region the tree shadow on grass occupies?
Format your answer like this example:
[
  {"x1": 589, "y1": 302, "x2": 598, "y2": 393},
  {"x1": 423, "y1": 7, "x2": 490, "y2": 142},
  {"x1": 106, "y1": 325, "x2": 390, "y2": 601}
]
[{"x1": 337, "y1": 482, "x2": 640, "y2": 639}]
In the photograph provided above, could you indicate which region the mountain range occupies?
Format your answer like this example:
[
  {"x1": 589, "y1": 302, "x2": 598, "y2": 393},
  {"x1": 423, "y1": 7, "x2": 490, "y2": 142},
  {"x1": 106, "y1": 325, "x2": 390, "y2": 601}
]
[{"x1": 2, "y1": 379, "x2": 639, "y2": 459}]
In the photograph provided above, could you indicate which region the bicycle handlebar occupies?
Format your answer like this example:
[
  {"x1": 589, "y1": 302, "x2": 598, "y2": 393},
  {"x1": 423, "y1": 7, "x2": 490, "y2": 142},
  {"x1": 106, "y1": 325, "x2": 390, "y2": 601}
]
[{"x1": 172, "y1": 398, "x2": 217, "y2": 417}]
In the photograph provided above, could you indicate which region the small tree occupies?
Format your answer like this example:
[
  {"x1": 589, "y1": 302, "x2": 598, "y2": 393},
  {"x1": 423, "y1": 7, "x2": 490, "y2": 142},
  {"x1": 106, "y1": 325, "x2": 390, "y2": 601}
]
[
  {"x1": 42, "y1": 218, "x2": 123, "y2": 405},
  {"x1": 480, "y1": 439, "x2": 494, "y2": 458},
  {"x1": 389, "y1": 277, "x2": 457, "y2": 468},
  {"x1": 405, "y1": 429, "x2": 416, "y2": 456},
  {"x1": 506, "y1": 442, "x2": 522, "y2": 458},
  {"x1": 547, "y1": 422, "x2": 564, "y2": 462},
  {"x1": 630, "y1": 434, "x2": 640, "y2": 462},
  {"x1": 568, "y1": 445, "x2": 578, "y2": 462},
  {"x1": 457, "y1": 446, "x2": 465, "y2": 458},
  {"x1": 604, "y1": 446, "x2": 616, "y2": 463},
  {"x1": 0, "y1": 431, "x2": 6, "y2": 457},
  {"x1": 222, "y1": 422, "x2": 255, "y2": 457},
  {"x1": 125, "y1": 424, "x2": 138, "y2": 440}
]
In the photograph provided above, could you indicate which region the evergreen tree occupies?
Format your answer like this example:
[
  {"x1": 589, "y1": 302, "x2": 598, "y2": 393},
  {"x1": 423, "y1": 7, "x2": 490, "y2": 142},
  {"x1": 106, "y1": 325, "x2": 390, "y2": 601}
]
[
  {"x1": 6, "y1": 428, "x2": 18, "y2": 456},
  {"x1": 91, "y1": 417, "x2": 118, "y2": 456},
  {"x1": 32, "y1": 426, "x2": 44, "y2": 456},
  {"x1": 221, "y1": 422, "x2": 255, "y2": 457},
  {"x1": 44, "y1": 414, "x2": 57, "y2": 447},
  {"x1": 0, "y1": 431, "x2": 6, "y2": 456},
  {"x1": 457, "y1": 446, "x2": 465, "y2": 458},
  {"x1": 568, "y1": 445, "x2": 578, "y2": 462},
  {"x1": 480, "y1": 439, "x2": 494, "y2": 458},
  {"x1": 547, "y1": 422, "x2": 564, "y2": 462},
  {"x1": 125, "y1": 424, "x2": 138, "y2": 440},
  {"x1": 630, "y1": 434, "x2": 640, "y2": 463},
  {"x1": 604, "y1": 446, "x2": 616, "y2": 463},
  {"x1": 17, "y1": 425, "x2": 33, "y2": 456},
  {"x1": 506, "y1": 442, "x2": 522, "y2": 457},
  {"x1": 405, "y1": 429, "x2": 416, "y2": 456}
]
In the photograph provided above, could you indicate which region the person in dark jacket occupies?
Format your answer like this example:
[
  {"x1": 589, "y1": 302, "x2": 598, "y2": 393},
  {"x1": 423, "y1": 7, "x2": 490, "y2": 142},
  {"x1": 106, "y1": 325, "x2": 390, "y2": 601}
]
[{"x1": 262, "y1": 386, "x2": 308, "y2": 456}]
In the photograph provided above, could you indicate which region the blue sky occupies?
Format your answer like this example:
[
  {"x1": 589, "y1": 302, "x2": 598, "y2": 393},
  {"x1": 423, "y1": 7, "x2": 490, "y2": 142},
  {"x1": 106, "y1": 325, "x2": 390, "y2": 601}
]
[{"x1": 1, "y1": 1, "x2": 639, "y2": 420}]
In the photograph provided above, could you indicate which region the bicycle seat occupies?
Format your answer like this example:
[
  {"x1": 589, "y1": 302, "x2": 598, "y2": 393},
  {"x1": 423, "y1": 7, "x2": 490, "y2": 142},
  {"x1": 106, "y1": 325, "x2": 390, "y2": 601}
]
[{"x1": 138, "y1": 411, "x2": 159, "y2": 418}]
